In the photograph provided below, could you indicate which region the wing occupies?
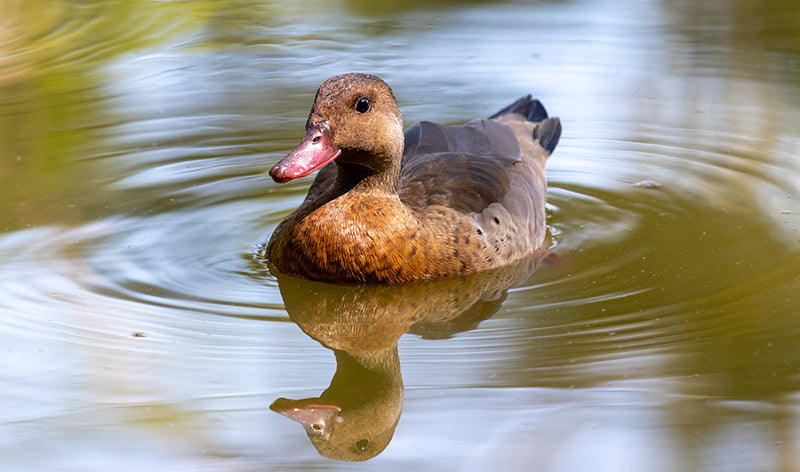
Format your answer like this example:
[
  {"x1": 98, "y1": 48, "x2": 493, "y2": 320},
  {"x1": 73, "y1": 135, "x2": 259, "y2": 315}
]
[
  {"x1": 402, "y1": 119, "x2": 522, "y2": 164},
  {"x1": 398, "y1": 120, "x2": 523, "y2": 215}
]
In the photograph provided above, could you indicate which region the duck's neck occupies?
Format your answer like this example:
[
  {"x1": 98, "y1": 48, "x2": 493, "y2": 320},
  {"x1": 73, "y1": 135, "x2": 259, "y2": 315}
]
[{"x1": 332, "y1": 150, "x2": 401, "y2": 197}]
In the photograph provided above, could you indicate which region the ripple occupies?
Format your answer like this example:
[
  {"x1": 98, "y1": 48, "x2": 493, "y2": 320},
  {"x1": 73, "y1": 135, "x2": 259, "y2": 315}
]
[
  {"x1": 0, "y1": 2, "x2": 197, "y2": 82},
  {"x1": 445, "y1": 121, "x2": 800, "y2": 388}
]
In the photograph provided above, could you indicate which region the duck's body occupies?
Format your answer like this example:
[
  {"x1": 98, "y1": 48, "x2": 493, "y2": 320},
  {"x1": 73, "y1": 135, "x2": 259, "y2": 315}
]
[{"x1": 266, "y1": 73, "x2": 560, "y2": 284}]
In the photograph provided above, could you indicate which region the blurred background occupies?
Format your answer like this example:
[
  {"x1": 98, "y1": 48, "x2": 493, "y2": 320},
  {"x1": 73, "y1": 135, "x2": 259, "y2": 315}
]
[{"x1": 1, "y1": 0, "x2": 799, "y2": 470}]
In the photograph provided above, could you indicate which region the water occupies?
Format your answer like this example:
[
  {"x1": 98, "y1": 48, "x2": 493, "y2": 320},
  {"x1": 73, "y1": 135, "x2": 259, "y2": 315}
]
[{"x1": 2, "y1": 0, "x2": 800, "y2": 470}]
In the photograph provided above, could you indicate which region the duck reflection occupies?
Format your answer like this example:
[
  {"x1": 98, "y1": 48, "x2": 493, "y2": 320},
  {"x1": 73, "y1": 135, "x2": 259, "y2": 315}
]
[{"x1": 269, "y1": 249, "x2": 549, "y2": 461}]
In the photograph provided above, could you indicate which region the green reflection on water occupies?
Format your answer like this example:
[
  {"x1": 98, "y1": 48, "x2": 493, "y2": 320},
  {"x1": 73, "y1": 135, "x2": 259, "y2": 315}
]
[
  {"x1": 0, "y1": 0, "x2": 193, "y2": 229},
  {"x1": 0, "y1": 0, "x2": 308, "y2": 230}
]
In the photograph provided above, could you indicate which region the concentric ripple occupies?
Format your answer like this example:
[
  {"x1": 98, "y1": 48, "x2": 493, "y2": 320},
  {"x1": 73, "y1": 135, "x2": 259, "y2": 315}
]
[{"x1": 420, "y1": 121, "x2": 800, "y2": 391}]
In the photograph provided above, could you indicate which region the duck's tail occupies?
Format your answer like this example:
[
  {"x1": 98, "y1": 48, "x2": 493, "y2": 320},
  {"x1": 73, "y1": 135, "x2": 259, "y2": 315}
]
[
  {"x1": 489, "y1": 95, "x2": 549, "y2": 122},
  {"x1": 490, "y1": 95, "x2": 561, "y2": 154},
  {"x1": 534, "y1": 116, "x2": 561, "y2": 154}
]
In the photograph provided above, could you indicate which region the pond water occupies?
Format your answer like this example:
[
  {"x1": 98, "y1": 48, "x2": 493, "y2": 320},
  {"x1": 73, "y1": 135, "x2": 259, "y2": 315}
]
[{"x1": 2, "y1": 0, "x2": 800, "y2": 470}]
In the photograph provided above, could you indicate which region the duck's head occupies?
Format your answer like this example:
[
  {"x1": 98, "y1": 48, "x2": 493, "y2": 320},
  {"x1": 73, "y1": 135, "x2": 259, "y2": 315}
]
[{"x1": 270, "y1": 73, "x2": 404, "y2": 183}]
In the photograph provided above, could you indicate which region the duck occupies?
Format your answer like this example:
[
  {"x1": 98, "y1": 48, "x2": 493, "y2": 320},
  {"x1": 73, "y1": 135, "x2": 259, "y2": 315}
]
[{"x1": 266, "y1": 73, "x2": 560, "y2": 284}]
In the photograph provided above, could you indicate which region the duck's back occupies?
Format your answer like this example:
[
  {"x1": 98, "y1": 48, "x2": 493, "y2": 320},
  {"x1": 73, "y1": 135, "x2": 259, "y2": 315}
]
[{"x1": 398, "y1": 96, "x2": 561, "y2": 269}]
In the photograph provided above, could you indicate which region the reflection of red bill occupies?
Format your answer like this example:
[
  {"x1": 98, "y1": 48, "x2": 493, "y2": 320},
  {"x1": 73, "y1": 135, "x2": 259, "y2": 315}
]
[
  {"x1": 270, "y1": 397, "x2": 342, "y2": 440},
  {"x1": 269, "y1": 123, "x2": 341, "y2": 183}
]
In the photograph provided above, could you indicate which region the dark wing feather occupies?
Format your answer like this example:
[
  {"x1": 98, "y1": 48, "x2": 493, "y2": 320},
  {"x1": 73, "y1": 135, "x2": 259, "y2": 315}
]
[
  {"x1": 403, "y1": 119, "x2": 522, "y2": 164},
  {"x1": 398, "y1": 152, "x2": 515, "y2": 214},
  {"x1": 399, "y1": 120, "x2": 524, "y2": 214},
  {"x1": 488, "y1": 95, "x2": 549, "y2": 122}
]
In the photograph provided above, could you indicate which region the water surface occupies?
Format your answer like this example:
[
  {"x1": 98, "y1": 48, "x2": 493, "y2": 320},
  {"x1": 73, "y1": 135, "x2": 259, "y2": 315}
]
[{"x1": 2, "y1": 0, "x2": 800, "y2": 470}]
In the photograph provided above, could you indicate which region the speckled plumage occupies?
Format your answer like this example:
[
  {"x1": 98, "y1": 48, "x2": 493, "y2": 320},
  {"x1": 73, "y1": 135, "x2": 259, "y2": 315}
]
[{"x1": 266, "y1": 73, "x2": 560, "y2": 284}]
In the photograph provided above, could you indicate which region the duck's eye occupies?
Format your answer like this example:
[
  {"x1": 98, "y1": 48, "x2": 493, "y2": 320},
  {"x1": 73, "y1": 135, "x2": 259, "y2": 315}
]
[{"x1": 355, "y1": 97, "x2": 371, "y2": 113}]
